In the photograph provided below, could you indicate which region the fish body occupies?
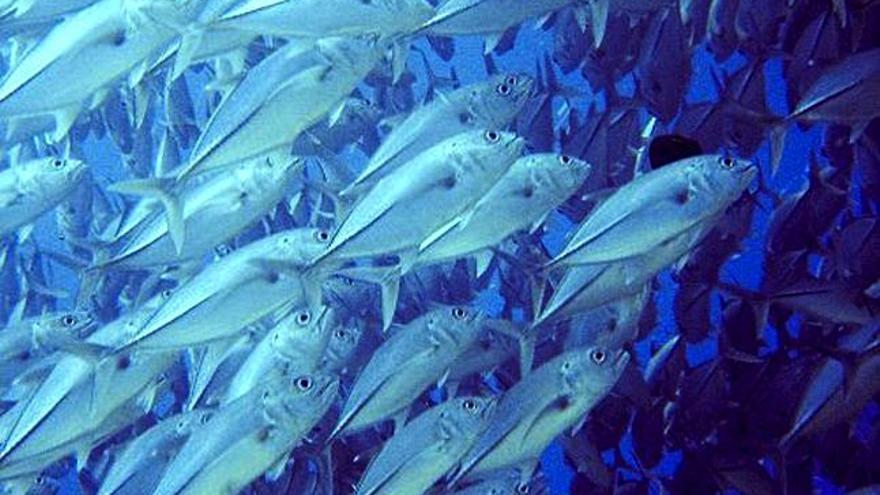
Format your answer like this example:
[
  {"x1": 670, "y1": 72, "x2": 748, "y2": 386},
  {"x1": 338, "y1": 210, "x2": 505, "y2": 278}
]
[
  {"x1": 216, "y1": 0, "x2": 434, "y2": 39},
  {"x1": 180, "y1": 36, "x2": 385, "y2": 180},
  {"x1": 418, "y1": 153, "x2": 591, "y2": 269},
  {"x1": 101, "y1": 154, "x2": 303, "y2": 271},
  {"x1": 454, "y1": 347, "x2": 629, "y2": 479},
  {"x1": 331, "y1": 306, "x2": 484, "y2": 437},
  {"x1": 152, "y1": 370, "x2": 337, "y2": 495},
  {"x1": 548, "y1": 154, "x2": 756, "y2": 269},
  {"x1": 347, "y1": 73, "x2": 534, "y2": 192},
  {"x1": 224, "y1": 306, "x2": 334, "y2": 404},
  {"x1": 319, "y1": 130, "x2": 525, "y2": 265},
  {"x1": 356, "y1": 397, "x2": 495, "y2": 495},
  {"x1": 116, "y1": 228, "x2": 329, "y2": 351},
  {"x1": 97, "y1": 409, "x2": 213, "y2": 495},
  {"x1": 0, "y1": 156, "x2": 88, "y2": 237}
]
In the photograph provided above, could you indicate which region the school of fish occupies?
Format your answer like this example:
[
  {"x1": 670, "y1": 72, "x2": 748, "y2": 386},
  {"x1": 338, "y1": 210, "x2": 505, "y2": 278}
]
[{"x1": 0, "y1": 0, "x2": 878, "y2": 494}]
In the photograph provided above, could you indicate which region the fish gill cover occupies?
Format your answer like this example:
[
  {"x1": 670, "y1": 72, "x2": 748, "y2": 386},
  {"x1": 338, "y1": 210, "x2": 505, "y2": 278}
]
[{"x1": 0, "y1": 0, "x2": 877, "y2": 494}]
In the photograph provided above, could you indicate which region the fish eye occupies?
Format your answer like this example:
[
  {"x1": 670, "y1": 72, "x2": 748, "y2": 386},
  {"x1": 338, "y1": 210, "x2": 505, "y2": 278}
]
[
  {"x1": 62, "y1": 315, "x2": 77, "y2": 327},
  {"x1": 517, "y1": 483, "x2": 530, "y2": 494},
  {"x1": 591, "y1": 349, "x2": 607, "y2": 364},
  {"x1": 199, "y1": 412, "x2": 212, "y2": 424},
  {"x1": 720, "y1": 156, "x2": 735, "y2": 169},
  {"x1": 34, "y1": 475, "x2": 46, "y2": 485},
  {"x1": 296, "y1": 311, "x2": 311, "y2": 326},
  {"x1": 451, "y1": 307, "x2": 467, "y2": 320},
  {"x1": 52, "y1": 159, "x2": 64, "y2": 169},
  {"x1": 558, "y1": 154, "x2": 572, "y2": 165},
  {"x1": 496, "y1": 83, "x2": 511, "y2": 96},
  {"x1": 315, "y1": 230, "x2": 330, "y2": 243},
  {"x1": 505, "y1": 75, "x2": 518, "y2": 86},
  {"x1": 296, "y1": 376, "x2": 313, "y2": 391},
  {"x1": 484, "y1": 131, "x2": 500, "y2": 143},
  {"x1": 334, "y1": 329, "x2": 347, "y2": 339},
  {"x1": 162, "y1": 289, "x2": 173, "y2": 298},
  {"x1": 463, "y1": 399, "x2": 477, "y2": 411}
]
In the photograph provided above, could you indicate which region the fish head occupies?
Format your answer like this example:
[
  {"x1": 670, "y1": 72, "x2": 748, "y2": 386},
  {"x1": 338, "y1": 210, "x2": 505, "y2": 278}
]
[
  {"x1": 464, "y1": 129, "x2": 527, "y2": 171},
  {"x1": 273, "y1": 306, "x2": 335, "y2": 362},
  {"x1": 531, "y1": 153, "x2": 593, "y2": 197},
  {"x1": 283, "y1": 371, "x2": 340, "y2": 419},
  {"x1": 33, "y1": 309, "x2": 96, "y2": 339},
  {"x1": 449, "y1": 395, "x2": 497, "y2": 433},
  {"x1": 562, "y1": 346, "x2": 631, "y2": 396},
  {"x1": 701, "y1": 154, "x2": 758, "y2": 202},
  {"x1": 472, "y1": 73, "x2": 536, "y2": 126},
  {"x1": 426, "y1": 304, "x2": 486, "y2": 349},
  {"x1": 272, "y1": 227, "x2": 333, "y2": 266},
  {"x1": 35, "y1": 156, "x2": 89, "y2": 191},
  {"x1": 322, "y1": 323, "x2": 364, "y2": 373},
  {"x1": 249, "y1": 154, "x2": 305, "y2": 192}
]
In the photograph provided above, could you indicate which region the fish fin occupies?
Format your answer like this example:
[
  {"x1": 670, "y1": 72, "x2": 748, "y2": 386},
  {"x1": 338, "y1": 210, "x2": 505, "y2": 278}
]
[
  {"x1": 390, "y1": 41, "x2": 409, "y2": 84},
  {"x1": 484, "y1": 32, "x2": 503, "y2": 55},
  {"x1": 51, "y1": 106, "x2": 80, "y2": 142},
  {"x1": 418, "y1": 214, "x2": 465, "y2": 253},
  {"x1": 573, "y1": 5, "x2": 589, "y2": 32},
  {"x1": 588, "y1": 0, "x2": 609, "y2": 47},
  {"x1": 850, "y1": 120, "x2": 869, "y2": 144},
  {"x1": 571, "y1": 413, "x2": 588, "y2": 437},
  {"x1": 17, "y1": 223, "x2": 33, "y2": 244},
  {"x1": 474, "y1": 249, "x2": 493, "y2": 278},
  {"x1": 337, "y1": 264, "x2": 401, "y2": 331},
  {"x1": 535, "y1": 12, "x2": 554, "y2": 30},
  {"x1": 266, "y1": 457, "x2": 289, "y2": 482},
  {"x1": 172, "y1": 29, "x2": 204, "y2": 81},
  {"x1": 108, "y1": 178, "x2": 185, "y2": 255},
  {"x1": 437, "y1": 368, "x2": 451, "y2": 389},
  {"x1": 327, "y1": 100, "x2": 346, "y2": 128},
  {"x1": 392, "y1": 408, "x2": 408, "y2": 433},
  {"x1": 8, "y1": 298, "x2": 26, "y2": 325},
  {"x1": 770, "y1": 124, "x2": 787, "y2": 175}
]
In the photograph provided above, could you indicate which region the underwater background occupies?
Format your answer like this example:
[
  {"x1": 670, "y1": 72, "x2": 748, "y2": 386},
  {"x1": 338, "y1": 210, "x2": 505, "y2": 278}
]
[{"x1": 0, "y1": 0, "x2": 878, "y2": 494}]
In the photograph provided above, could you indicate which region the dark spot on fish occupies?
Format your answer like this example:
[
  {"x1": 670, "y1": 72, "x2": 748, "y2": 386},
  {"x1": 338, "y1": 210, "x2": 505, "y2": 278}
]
[
  {"x1": 116, "y1": 355, "x2": 131, "y2": 370},
  {"x1": 675, "y1": 190, "x2": 690, "y2": 204},
  {"x1": 257, "y1": 426, "x2": 271, "y2": 442},
  {"x1": 440, "y1": 175, "x2": 457, "y2": 189},
  {"x1": 18, "y1": 350, "x2": 31, "y2": 361},
  {"x1": 649, "y1": 134, "x2": 704, "y2": 169},
  {"x1": 458, "y1": 112, "x2": 473, "y2": 124},
  {"x1": 522, "y1": 185, "x2": 535, "y2": 198},
  {"x1": 112, "y1": 31, "x2": 126, "y2": 46},
  {"x1": 554, "y1": 395, "x2": 572, "y2": 410}
]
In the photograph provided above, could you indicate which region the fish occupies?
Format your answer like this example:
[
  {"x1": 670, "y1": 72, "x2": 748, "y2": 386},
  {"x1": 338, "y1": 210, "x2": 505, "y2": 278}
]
[
  {"x1": 0, "y1": 0, "x2": 203, "y2": 141},
  {"x1": 178, "y1": 36, "x2": 387, "y2": 180},
  {"x1": 345, "y1": 73, "x2": 534, "y2": 193},
  {"x1": 356, "y1": 396, "x2": 495, "y2": 495},
  {"x1": 451, "y1": 347, "x2": 629, "y2": 482},
  {"x1": 151, "y1": 370, "x2": 337, "y2": 495},
  {"x1": 547, "y1": 153, "x2": 756, "y2": 269},
  {"x1": 330, "y1": 305, "x2": 485, "y2": 438},
  {"x1": 420, "y1": 0, "x2": 586, "y2": 54},
  {"x1": 0, "y1": 156, "x2": 89, "y2": 238},
  {"x1": 114, "y1": 228, "x2": 330, "y2": 351},
  {"x1": 224, "y1": 306, "x2": 335, "y2": 404},
  {"x1": 99, "y1": 152, "x2": 303, "y2": 268},
  {"x1": 97, "y1": 409, "x2": 214, "y2": 495}
]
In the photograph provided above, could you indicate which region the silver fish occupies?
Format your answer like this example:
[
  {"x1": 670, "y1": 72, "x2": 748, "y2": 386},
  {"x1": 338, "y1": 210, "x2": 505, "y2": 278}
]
[
  {"x1": 97, "y1": 409, "x2": 214, "y2": 495},
  {"x1": 115, "y1": 228, "x2": 330, "y2": 351},
  {"x1": 330, "y1": 305, "x2": 485, "y2": 438},
  {"x1": 224, "y1": 306, "x2": 335, "y2": 404},
  {"x1": 178, "y1": 36, "x2": 386, "y2": 180},
  {"x1": 152, "y1": 370, "x2": 337, "y2": 495},
  {"x1": 0, "y1": 156, "x2": 88, "y2": 237},
  {"x1": 452, "y1": 347, "x2": 629, "y2": 481},
  {"x1": 346, "y1": 73, "x2": 534, "y2": 193},
  {"x1": 356, "y1": 396, "x2": 495, "y2": 495}
]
